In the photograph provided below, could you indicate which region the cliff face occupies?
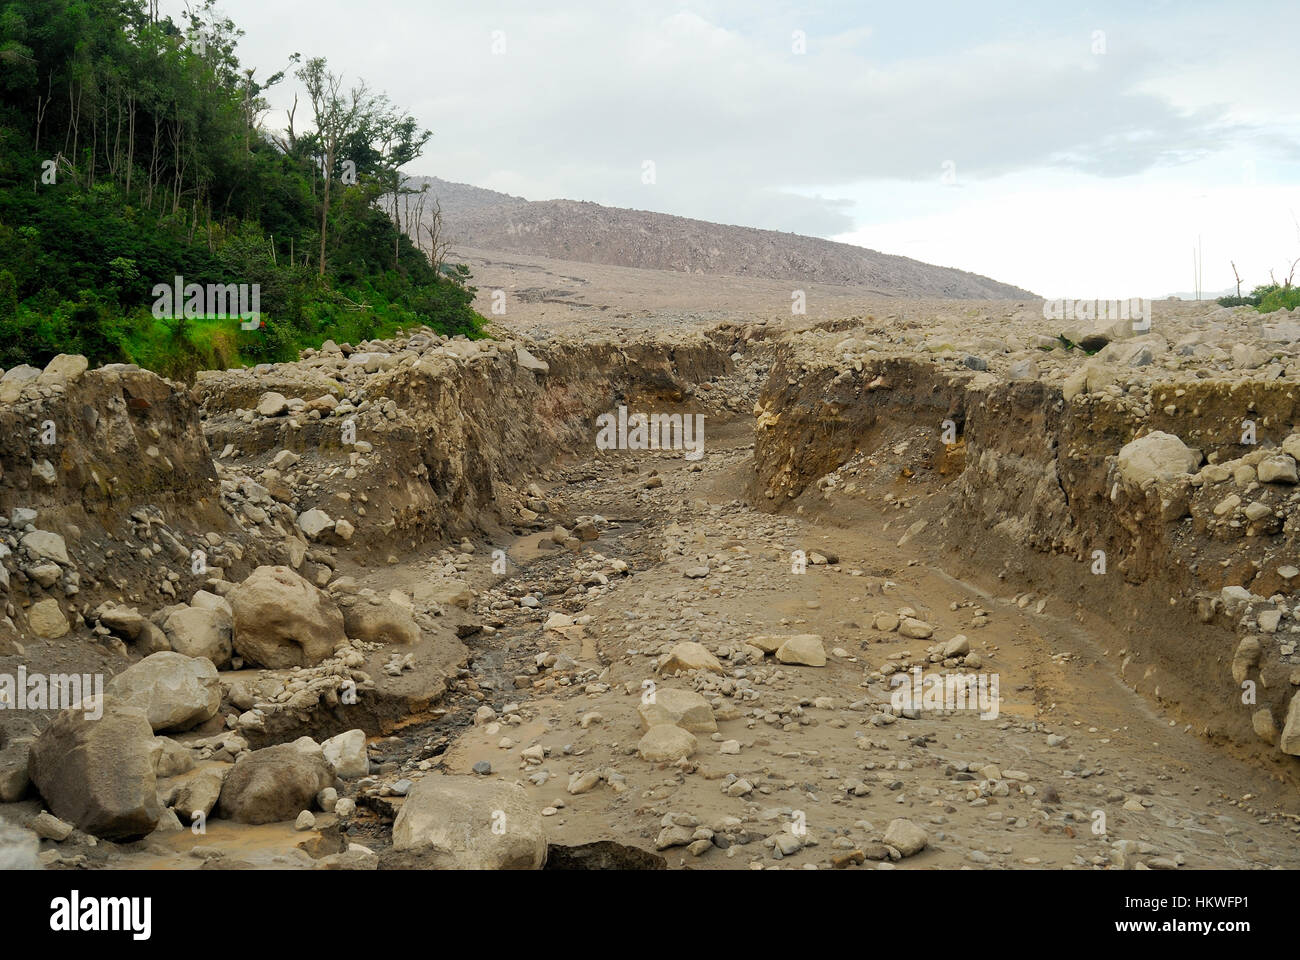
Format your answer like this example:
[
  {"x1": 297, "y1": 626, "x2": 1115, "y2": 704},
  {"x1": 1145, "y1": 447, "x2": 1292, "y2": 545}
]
[
  {"x1": 750, "y1": 324, "x2": 1300, "y2": 768},
  {"x1": 0, "y1": 359, "x2": 223, "y2": 535}
]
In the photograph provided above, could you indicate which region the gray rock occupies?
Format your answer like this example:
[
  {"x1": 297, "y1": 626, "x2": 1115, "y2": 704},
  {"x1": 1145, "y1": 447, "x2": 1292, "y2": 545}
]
[
  {"x1": 228, "y1": 565, "x2": 346, "y2": 668},
  {"x1": 28, "y1": 699, "x2": 161, "y2": 840},
  {"x1": 391, "y1": 776, "x2": 546, "y2": 869},
  {"x1": 163, "y1": 606, "x2": 232, "y2": 667},
  {"x1": 883, "y1": 818, "x2": 928, "y2": 857},
  {"x1": 296, "y1": 508, "x2": 334, "y2": 540},
  {"x1": 321, "y1": 729, "x2": 369, "y2": 779},
  {"x1": 0, "y1": 818, "x2": 40, "y2": 869},
  {"x1": 217, "y1": 743, "x2": 336, "y2": 824},
  {"x1": 106, "y1": 652, "x2": 221, "y2": 733},
  {"x1": 25, "y1": 598, "x2": 68, "y2": 639},
  {"x1": 1116, "y1": 432, "x2": 1199, "y2": 485},
  {"x1": 170, "y1": 767, "x2": 228, "y2": 823},
  {"x1": 20, "y1": 530, "x2": 69, "y2": 565},
  {"x1": 339, "y1": 596, "x2": 419, "y2": 646}
]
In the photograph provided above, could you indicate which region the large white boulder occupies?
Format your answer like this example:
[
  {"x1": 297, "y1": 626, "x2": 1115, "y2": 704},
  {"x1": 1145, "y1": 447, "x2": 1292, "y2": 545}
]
[
  {"x1": 391, "y1": 776, "x2": 546, "y2": 870},
  {"x1": 105, "y1": 652, "x2": 221, "y2": 733},
  {"x1": 1116, "y1": 431, "x2": 1199, "y2": 485},
  {"x1": 228, "y1": 565, "x2": 346, "y2": 668}
]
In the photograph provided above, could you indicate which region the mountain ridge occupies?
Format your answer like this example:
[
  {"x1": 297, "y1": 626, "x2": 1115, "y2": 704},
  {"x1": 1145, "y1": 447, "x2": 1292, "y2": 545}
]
[{"x1": 409, "y1": 176, "x2": 1036, "y2": 300}]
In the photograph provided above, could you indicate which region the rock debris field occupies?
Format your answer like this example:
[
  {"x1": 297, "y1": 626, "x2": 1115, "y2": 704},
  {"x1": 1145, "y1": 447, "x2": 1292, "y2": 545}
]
[{"x1": 4, "y1": 296, "x2": 1300, "y2": 870}]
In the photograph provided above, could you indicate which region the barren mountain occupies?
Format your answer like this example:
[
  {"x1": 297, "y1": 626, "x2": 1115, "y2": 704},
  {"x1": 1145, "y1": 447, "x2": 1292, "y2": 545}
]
[{"x1": 409, "y1": 177, "x2": 1035, "y2": 299}]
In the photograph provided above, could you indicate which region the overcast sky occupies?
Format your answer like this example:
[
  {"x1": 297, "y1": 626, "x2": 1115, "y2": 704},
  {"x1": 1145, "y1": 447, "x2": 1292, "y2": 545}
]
[{"x1": 167, "y1": 0, "x2": 1300, "y2": 298}]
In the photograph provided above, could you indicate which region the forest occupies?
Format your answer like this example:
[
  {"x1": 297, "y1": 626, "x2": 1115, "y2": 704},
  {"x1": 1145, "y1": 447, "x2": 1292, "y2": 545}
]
[{"x1": 0, "y1": 0, "x2": 481, "y2": 378}]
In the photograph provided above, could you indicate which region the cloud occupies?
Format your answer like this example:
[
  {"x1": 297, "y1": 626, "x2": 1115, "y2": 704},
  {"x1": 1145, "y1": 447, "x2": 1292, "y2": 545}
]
[{"x1": 164, "y1": 0, "x2": 1300, "y2": 291}]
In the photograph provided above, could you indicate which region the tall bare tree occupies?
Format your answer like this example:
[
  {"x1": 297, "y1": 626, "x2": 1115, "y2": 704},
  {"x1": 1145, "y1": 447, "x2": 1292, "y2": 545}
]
[
  {"x1": 297, "y1": 57, "x2": 370, "y2": 276},
  {"x1": 422, "y1": 196, "x2": 454, "y2": 274}
]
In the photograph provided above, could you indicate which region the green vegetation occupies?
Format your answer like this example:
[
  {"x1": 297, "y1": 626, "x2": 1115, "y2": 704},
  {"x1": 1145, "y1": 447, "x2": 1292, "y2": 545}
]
[
  {"x1": 1254, "y1": 284, "x2": 1300, "y2": 313},
  {"x1": 1217, "y1": 284, "x2": 1300, "y2": 312},
  {"x1": 1216, "y1": 294, "x2": 1260, "y2": 307},
  {"x1": 1218, "y1": 255, "x2": 1300, "y2": 312},
  {"x1": 0, "y1": 0, "x2": 481, "y2": 379}
]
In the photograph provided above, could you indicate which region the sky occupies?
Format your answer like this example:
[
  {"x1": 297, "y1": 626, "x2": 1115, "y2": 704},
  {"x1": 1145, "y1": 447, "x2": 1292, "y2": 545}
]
[{"x1": 165, "y1": 0, "x2": 1300, "y2": 298}]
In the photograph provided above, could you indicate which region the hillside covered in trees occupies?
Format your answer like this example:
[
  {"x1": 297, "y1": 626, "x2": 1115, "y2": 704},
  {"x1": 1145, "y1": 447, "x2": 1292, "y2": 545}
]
[{"x1": 0, "y1": 0, "x2": 481, "y2": 378}]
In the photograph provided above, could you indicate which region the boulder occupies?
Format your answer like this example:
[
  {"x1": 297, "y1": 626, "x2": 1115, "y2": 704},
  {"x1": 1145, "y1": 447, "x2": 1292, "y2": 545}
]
[
  {"x1": 0, "y1": 818, "x2": 39, "y2": 870},
  {"x1": 26, "y1": 598, "x2": 68, "y2": 639},
  {"x1": 637, "y1": 724, "x2": 698, "y2": 761},
  {"x1": 1258, "y1": 454, "x2": 1298, "y2": 485},
  {"x1": 1060, "y1": 315, "x2": 1133, "y2": 352},
  {"x1": 39, "y1": 354, "x2": 88, "y2": 383},
  {"x1": 28, "y1": 699, "x2": 161, "y2": 840},
  {"x1": 775, "y1": 634, "x2": 827, "y2": 666},
  {"x1": 169, "y1": 766, "x2": 229, "y2": 824},
  {"x1": 1280, "y1": 693, "x2": 1300, "y2": 757},
  {"x1": 883, "y1": 818, "x2": 929, "y2": 857},
  {"x1": 340, "y1": 596, "x2": 419, "y2": 645},
  {"x1": 898, "y1": 617, "x2": 933, "y2": 640},
  {"x1": 228, "y1": 565, "x2": 345, "y2": 668},
  {"x1": 659, "y1": 642, "x2": 723, "y2": 675},
  {"x1": 515, "y1": 345, "x2": 549, "y2": 374},
  {"x1": 163, "y1": 606, "x2": 232, "y2": 667},
  {"x1": 100, "y1": 605, "x2": 169, "y2": 652},
  {"x1": 944, "y1": 634, "x2": 971, "y2": 658},
  {"x1": 106, "y1": 652, "x2": 221, "y2": 733},
  {"x1": 637, "y1": 688, "x2": 717, "y2": 733},
  {"x1": 31, "y1": 811, "x2": 74, "y2": 841},
  {"x1": 321, "y1": 729, "x2": 369, "y2": 779},
  {"x1": 1253, "y1": 708, "x2": 1279, "y2": 745},
  {"x1": 297, "y1": 508, "x2": 334, "y2": 540},
  {"x1": 390, "y1": 776, "x2": 546, "y2": 869},
  {"x1": 1232, "y1": 636, "x2": 1261, "y2": 685},
  {"x1": 419, "y1": 579, "x2": 474, "y2": 609},
  {"x1": 0, "y1": 366, "x2": 38, "y2": 403},
  {"x1": 154, "y1": 737, "x2": 196, "y2": 778},
  {"x1": 217, "y1": 743, "x2": 335, "y2": 824},
  {"x1": 20, "y1": 530, "x2": 70, "y2": 565},
  {"x1": 747, "y1": 635, "x2": 787, "y2": 654},
  {"x1": 190, "y1": 590, "x2": 233, "y2": 616},
  {"x1": 256, "y1": 392, "x2": 289, "y2": 416},
  {"x1": 1116, "y1": 432, "x2": 1199, "y2": 486},
  {"x1": 0, "y1": 741, "x2": 31, "y2": 801},
  {"x1": 873, "y1": 612, "x2": 900, "y2": 632}
]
